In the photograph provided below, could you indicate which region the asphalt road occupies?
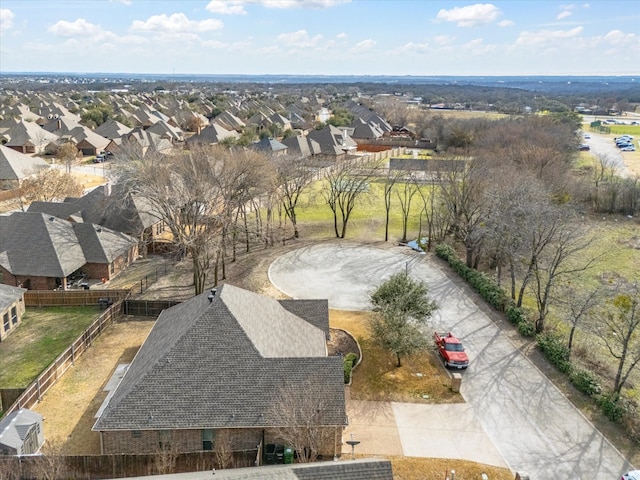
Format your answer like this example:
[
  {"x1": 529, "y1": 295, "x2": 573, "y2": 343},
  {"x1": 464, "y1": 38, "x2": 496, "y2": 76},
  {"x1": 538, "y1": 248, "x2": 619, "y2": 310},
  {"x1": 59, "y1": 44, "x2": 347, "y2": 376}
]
[{"x1": 268, "y1": 242, "x2": 636, "y2": 479}]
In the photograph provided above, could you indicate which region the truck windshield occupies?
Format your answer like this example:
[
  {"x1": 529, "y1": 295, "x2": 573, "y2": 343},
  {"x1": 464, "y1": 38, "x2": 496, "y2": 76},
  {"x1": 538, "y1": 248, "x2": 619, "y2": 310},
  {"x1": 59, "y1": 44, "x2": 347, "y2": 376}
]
[{"x1": 445, "y1": 343, "x2": 464, "y2": 352}]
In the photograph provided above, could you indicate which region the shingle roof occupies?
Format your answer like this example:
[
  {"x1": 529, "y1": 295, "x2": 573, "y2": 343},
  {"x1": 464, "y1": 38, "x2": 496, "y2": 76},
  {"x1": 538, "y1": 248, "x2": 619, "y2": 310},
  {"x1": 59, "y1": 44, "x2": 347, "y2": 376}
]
[
  {"x1": 93, "y1": 284, "x2": 346, "y2": 431},
  {"x1": 0, "y1": 284, "x2": 26, "y2": 312},
  {"x1": 0, "y1": 145, "x2": 49, "y2": 181},
  {"x1": 0, "y1": 409, "x2": 43, "y2": 453},
  {"x1": 0, "y1": 212, "x2": 86, "y2": 277},
  {"x1": 73, "y1": 223, "x2": 137, "y2": 263},
  {"x1": 307, "y1": 125, "x2": 357, "y2": 156}
]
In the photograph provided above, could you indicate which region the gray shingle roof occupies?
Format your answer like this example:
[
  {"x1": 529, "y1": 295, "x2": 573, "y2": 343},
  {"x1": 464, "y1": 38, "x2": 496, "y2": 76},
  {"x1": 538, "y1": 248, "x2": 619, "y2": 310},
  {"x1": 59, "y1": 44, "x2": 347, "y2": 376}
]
[
  {"x1": 94, "y1": 284, "x2": 346, "y2": 431},
  {"x1": 0, "y1": 283, "x2": 26, "y2": 312},
  {"x1": 114, "y1": 458, "x2": 393, "y2": 480},
  {"x1": 0, "y1": 145, "x2": 49, "y2": 181},
  {"x1": 73, "y1": 223, "x2": 137, "y2": 263},
  {"x1": 0, "y1": 409, "x2": 43, "y2": 454},
  {"x1": 0, "y1": 212, "x2": 86, "y2": 277}
]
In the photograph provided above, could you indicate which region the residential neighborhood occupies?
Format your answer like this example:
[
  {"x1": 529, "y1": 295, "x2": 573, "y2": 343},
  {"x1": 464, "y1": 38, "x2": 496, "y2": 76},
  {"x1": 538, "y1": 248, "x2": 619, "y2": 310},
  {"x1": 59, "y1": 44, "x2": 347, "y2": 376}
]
[{"x1": 0, "y1": 73, "x2": 638, "y2": 480}]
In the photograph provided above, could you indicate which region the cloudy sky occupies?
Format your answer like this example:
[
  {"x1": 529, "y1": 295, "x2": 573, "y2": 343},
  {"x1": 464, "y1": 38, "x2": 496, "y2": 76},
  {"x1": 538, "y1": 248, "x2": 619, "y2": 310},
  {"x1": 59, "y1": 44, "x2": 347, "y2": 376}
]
[{"x1": 0, "y1": 0, "x2": 638, "y2": 76}]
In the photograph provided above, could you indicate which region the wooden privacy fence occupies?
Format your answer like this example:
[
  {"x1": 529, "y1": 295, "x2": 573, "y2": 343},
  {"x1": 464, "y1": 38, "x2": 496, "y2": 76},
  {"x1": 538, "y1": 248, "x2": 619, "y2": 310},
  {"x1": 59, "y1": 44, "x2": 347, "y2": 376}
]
[
  {"x1": 3, "y1": 302, "x2": 122, "y2": 417},
  {"x1": 0, "y1": 449, "x2": 258, "y2": 479},
  {"x1": 24, "y1": 289, "x2": 132, "y2": 307}
]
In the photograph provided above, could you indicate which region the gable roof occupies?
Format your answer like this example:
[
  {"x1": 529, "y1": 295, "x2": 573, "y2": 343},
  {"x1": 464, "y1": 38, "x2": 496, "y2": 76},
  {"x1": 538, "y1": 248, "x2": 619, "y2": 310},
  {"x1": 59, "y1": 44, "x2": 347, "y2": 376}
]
[
  {"x1": 0, "y1": 284, "x2": 26, "y2": 312},
  {"x1": 94, "y1": 119, "x2": 133, "y2": 140},
  {"x1": 72, "y1": 223, "x2": 137, "y2": 264},
  {"x1": 0, "y1": 145, "x2": 49, "y2": 181},
  {"x1": 307, "y1": 125, "x2": 357, "y2": 156},
  {"x1": 94, "y1": 284, "x2": 346, "y2": 431},
  {"x1": 0, "y1": 409, "x2": 43, "y2": 453},
  {"x1": 186, "y1": 123, "x2": 239, "y2": 145},
  {"x1": 3, "y1": 120, "x2": 59, "y2": 149},
  {"x1": 281, "y1": 135, "x2": 321, "y2": 157},
  {"x1": 0, "y1": 212, "x2": 86, "y2": 278},
  {"x1": 252, "y1": 137, "x2": 288, "y2": 153}
]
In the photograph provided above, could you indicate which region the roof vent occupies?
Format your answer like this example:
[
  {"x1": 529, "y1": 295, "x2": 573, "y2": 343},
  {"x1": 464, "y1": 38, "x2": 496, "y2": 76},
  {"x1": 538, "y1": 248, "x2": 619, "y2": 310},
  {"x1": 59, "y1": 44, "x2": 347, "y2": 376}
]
[
  {"x1": 207, "y1": 288, "x2": 217, "y2": 303},
  {"x1": 49, "y1": 216, "x2": 55, "y2": 222}
]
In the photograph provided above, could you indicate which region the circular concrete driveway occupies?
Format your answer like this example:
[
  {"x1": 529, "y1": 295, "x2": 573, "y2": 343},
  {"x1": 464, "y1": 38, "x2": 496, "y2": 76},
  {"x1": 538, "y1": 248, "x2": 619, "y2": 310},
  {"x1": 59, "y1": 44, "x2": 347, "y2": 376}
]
[
  {"x1": 268, "y1": 243, "x2": 433, "y2": 311},
  {"x1": 268, "y1": 242, "x2": 635, "y2": 479}
]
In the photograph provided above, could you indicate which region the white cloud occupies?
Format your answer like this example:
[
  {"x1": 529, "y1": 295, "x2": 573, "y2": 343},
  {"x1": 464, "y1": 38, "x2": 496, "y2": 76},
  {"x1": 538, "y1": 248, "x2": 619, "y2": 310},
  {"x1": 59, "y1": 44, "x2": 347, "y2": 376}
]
[
  {"x1": 516, "y1": 26, "x2": 583, "y2": 47},
  {"x1": 114, "y1": 0, "x2": 132, "y2": 5},
  {"x1": 600, "y1": 29, "x2": 639, "y2": 48},
  {"x1": 336, "y1": 32, "x2": 347, "y2": 39},
  {"x1": 131, "y1": 13, "x2": 223, "y2": 34},
  {"x1": 498, "y1": 19, "x2": 513, "y2": 27},
  {"x1": 436, "y1": 3, "x2": 502, "y2": 27},
  {"x1": 257, "y1": 0, "x2": 350, "y2": 8},
  {"x1": 434, "y1": 35, "x2": 455, "y2": 45},
  {"x1": 277, "y1": 29, "x2": 323, "y2": 47},
  {"x1": 0, "y1": 8, "x2": 14, "y2": 30},
  {"x1": 399, "y1": 42, "x2": 430, "y2": 54},
  {"x1": 351, "y1": 38, "x2": 376, "y2": 53},
  {"x1": 48, "y1": 18, "x2": 104, "y2": 37},
  {"x1": 557, "y1": 10, "x2": 572, "y2": 19},
  {"x1": 462, "y1": 38, "x2": 496, "y2": 55},
  {"x1": 205, "y1": 1, "x2": 247, "y2": 15}
]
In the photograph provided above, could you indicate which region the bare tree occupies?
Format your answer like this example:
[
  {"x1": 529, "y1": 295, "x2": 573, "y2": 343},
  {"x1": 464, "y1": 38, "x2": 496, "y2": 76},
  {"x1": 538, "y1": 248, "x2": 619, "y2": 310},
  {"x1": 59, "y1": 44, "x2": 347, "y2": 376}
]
[
  {"x1": 274, "y1": 154, "x2": 315, "y2": 238},
  {"x1": 321, "y1": 156, "x2": 381, "y2": 238},
  {"x1": 55, "y1": 142, "x2": 79, "y2": 174},
  {"x1": 28, "y1": 439, "x2": 67, "y2": 480},
  {"x1": 394, "y1": 173, "x2": 420, "y2": 243},
  {"x1": 438, "y1": 160, "x2": 487, "y2": 268},
  {"x1": 154, "y1": 441, "x2": 179, "y2": 474},
  {"x1": 595, "y1": 281, "x2": 640, "y2": 395},
  {"x1": 554, "y1": 283, "x2": 601, "y2": 356},
  {"x1": 18, "y1": 167, "x2": 84, "y2": 209},
  {"x1": 213, "y1": 429, "x2": 234, "y2": 469},
  {"x1": 382, "y1": 168, "x2": 401, "y2": 242},
  {"x1": 268, "y1": 378, "x2": 343, "y2": 463},
  {"x1": 117, "y1": 145, "x2": 274, "y2": 294},
  {"x1": 530, "y1": 222, "x2": 599, "y2": 333}
]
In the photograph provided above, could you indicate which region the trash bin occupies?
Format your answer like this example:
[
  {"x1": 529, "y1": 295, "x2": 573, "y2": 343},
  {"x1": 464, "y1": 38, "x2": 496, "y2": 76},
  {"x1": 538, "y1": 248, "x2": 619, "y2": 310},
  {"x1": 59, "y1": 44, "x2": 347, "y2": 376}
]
[
  {"x1": 264, "y1": 444, "x2": 276, "y2": 465},
  {"x1": 283, "y1": 446, "x2": 294, "y2": 464},
  {"x1": 275, "y1": 444, "x2": 285, "y2": 464}
]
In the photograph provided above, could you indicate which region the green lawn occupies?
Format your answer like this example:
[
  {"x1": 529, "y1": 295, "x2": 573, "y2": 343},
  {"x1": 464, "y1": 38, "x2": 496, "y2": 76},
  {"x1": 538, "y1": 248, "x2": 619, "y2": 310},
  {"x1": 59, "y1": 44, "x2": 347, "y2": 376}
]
[{"x1": 0, "y1": 307, "x2": 99, "y2": 388}]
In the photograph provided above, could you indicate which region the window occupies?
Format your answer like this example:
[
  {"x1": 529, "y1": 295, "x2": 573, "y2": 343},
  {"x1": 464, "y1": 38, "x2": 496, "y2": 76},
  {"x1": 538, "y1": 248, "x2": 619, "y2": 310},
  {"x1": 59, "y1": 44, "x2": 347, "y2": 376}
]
[
  {"x1": 3, "y1": 313, "x2": 9, "y2": 332},
  {"x1": 11, "y1": 307, "x2": 17, "y2": 325},
  {"x1": 202, "y1": 429, "x2": 214, "y2": 451},
  {"x1": 158, "y1": 430, "x2": 171, "y2": 450},
  {"x1": 132, "y1": 430, "x2": 141, "y2": 438}
]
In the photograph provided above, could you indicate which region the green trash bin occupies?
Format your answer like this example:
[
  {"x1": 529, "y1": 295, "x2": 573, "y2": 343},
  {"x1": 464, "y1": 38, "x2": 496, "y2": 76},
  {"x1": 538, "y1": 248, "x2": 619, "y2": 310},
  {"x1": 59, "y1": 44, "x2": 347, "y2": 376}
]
[{"x1": 284, "y1": 446, "x2": 294, "y2": 464}]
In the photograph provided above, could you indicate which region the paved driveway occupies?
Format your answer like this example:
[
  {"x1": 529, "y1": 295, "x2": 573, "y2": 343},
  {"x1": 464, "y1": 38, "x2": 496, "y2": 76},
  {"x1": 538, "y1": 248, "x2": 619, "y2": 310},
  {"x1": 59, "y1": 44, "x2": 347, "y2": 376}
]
[{"x1": 268, "y1": 243, "x2": 636, "y2": 479}]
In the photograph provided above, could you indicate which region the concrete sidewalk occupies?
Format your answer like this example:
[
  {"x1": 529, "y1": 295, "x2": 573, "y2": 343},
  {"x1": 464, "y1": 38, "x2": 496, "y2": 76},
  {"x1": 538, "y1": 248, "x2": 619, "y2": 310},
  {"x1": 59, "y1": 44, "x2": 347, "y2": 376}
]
[{"x1": 344, "y1": 400, "x2": 508, "y2": 468}]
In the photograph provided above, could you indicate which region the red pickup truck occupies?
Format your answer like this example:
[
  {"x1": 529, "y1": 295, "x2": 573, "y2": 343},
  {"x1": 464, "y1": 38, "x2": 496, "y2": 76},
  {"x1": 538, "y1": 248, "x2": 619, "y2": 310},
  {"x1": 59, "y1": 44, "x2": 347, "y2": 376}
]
[{"x1": 434, "y1": 331, "x2": 469, "y2": 369}]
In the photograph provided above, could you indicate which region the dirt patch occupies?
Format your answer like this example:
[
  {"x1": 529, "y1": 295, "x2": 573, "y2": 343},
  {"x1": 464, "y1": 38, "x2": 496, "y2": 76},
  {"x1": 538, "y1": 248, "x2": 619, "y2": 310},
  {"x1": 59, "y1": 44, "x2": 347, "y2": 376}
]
[{"x1": 327, "y1": 328, "x2": 359, "y2": 358}]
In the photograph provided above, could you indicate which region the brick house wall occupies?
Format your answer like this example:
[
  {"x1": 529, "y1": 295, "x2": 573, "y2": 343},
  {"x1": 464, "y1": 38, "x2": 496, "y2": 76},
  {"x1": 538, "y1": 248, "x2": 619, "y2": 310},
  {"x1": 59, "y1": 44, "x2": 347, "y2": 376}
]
[
  {"x1": 0, "y1": 294, "x2": 25, "y2": 341},
  {"x1": 0, "y1": 267, "x2": 57, "y2": 290},
  {"x1": 100, "y1": 427, "x2": 341, "y2": 457}
]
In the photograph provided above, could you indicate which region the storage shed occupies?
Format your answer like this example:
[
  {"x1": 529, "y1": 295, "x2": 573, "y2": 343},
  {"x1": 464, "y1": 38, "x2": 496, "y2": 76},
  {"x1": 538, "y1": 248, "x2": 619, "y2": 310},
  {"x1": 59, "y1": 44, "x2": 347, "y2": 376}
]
[{"x1": 0, "y1": 409, "x2": 44, "y2": 455}]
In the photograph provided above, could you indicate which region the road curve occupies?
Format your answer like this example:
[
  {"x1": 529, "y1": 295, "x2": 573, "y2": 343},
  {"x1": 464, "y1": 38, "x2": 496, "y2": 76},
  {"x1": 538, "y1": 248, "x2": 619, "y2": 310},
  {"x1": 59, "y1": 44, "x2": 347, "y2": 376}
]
[{"x1": 268, "y1": 242, "x2": 636, "y2": 479}]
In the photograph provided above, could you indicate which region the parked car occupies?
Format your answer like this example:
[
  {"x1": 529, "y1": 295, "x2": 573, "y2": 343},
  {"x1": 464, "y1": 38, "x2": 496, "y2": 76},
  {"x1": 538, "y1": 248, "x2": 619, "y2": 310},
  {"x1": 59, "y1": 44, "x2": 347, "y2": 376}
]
[
  {"x1": 93, "y1": 154, "x2": 106, "y2": 163},
  {"x1": 434, "y1": 331, "x2": 470, "y2": 369},
  {"x1": 583, "y1": 134, "x2": 591, "y2": 139},
  {"x1": 621, "y1": 471, "x2": 640, "y2": 480},
  {"x1": 578, "y1": 144, "x2": 590, "y2": 151},
  {"x1": 621, "y1": 146, "x2": 636, "y2": 152}
]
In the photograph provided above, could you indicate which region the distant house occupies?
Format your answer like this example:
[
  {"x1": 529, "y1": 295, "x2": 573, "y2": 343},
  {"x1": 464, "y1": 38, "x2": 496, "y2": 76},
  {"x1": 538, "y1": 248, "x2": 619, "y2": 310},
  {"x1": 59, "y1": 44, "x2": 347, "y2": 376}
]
[
  {"x1": 0, "y1": 211, "x2": 138, "y2": 290},
  {"x1": 186, "y1": 123, "x2": 240, "y2": 146},
  {"x1": 93, "y1": 284, "x2": 347, "y2": 457},
  {"x1": 251, "y1": 137, "x2": 288, "y2": 156},
  {"x1": 28, "y1": 183, "x2": 168, "y2": 255},
  {"x1": 281, "y1": 135, "x2": 322, "y2": 157},
  {"x1": 2, "y1": 120, "x2": 59, "y2": 155},
  {"x1": 307, "y1": 125, "x2": 357, "y2": 156},
  {"x1": 0, "y1": 283, "x2": 26, "y2": 342},
  {"x1": 94, "y1": 119, "x2": 133, "y2": 140},
  {"x1": 0, "y1": 145, "x2": 50, "y2": 190},
  {"x1": 0, "y1": 409, "x2": 44, "y2": 455}
]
